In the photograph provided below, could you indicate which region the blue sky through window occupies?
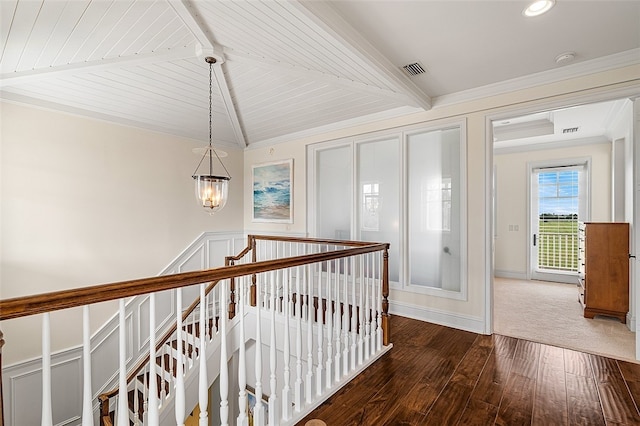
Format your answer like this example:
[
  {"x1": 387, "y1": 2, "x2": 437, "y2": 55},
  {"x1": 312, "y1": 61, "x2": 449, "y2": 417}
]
[{"x1": 538, "y1": 170, "x2": 579, "y2": 216}]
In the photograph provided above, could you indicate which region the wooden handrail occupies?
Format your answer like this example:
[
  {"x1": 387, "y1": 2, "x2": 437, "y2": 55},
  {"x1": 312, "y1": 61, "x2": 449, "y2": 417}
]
[
  {"x1": 2, "y1": 235, "x2": 390, "y2": 425},
  {"x1": 225, "y1": 235, "x2": 255, "y2": 263},
  {"x1": 0, "y1": 241, "x2": 388, "y2": 321}
]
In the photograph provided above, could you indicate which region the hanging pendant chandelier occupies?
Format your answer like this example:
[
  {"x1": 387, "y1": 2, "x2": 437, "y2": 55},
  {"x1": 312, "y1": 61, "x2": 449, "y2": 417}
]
[{"x1": 192, "y1": 56, "x2": 231, "y2": 214}]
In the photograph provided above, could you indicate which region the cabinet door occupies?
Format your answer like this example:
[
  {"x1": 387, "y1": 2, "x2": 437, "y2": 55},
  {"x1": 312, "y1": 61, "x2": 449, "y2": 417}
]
[{"x1": 584, "y1": 223, "x2": 628, "y2": 312}]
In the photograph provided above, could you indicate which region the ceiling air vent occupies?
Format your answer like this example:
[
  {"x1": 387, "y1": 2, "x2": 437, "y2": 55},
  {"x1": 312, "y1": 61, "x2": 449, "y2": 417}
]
[
  {"x1": 401, "y1": 62, "x2": 427, "y2": 77},
  {"x1": 562, "y1": 127, "x2": 579, "y2": 134}
]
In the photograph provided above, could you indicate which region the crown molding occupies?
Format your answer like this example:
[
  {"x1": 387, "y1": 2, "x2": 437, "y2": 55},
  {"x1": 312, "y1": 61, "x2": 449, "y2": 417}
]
[{"x1": 433, "y1": 48, "x2": 640, "y2": 108}]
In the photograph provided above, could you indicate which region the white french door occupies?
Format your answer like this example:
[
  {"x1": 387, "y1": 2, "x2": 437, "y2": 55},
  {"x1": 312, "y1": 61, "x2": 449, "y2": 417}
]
[{"x1": 530, "y1": 160, "x2": 589, "y2": 282}]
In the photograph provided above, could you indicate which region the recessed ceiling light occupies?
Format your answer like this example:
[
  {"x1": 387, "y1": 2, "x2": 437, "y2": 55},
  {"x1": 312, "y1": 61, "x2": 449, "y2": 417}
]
[{"x1": 523, "y1": 0, "x2": 556, "y2": 17}]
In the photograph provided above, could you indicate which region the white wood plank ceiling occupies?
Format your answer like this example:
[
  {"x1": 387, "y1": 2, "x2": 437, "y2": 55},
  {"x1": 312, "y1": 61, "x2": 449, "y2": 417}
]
[
  {"x1": 1, "y1": 0, "x2": 638, "y2": 149},
  {"x1": 0, "y1": 0, "x2": 428, "y2": 148}
]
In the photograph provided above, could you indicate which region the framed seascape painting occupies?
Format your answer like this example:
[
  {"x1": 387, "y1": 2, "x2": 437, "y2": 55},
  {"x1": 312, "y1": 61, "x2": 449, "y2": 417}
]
[{"x1": 252, "y1": 159, "x2": 293, "y2": 223}]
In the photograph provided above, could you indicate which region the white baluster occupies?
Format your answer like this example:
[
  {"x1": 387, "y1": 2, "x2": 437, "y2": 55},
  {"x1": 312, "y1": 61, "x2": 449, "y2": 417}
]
[
  {"x1": 365, "y1": 253, "x2": 371, "y2": 361},
  {"x1": 282, "y1": 266, "x2": 292, "y2": 420},
  {"x1": 325, "y1": 255, "x2": 333, "y2": 389},
  {"x1": 117, "y1": 300, "x2": 128, "y2": 426},
  {"x1": 334, "y1": 258, "x2": 342, "y2": 383},
  {"x1": 82, "y1": 306, "x2": 94, "y2": 426},
  {"x1": 342, "y1": 258, "x2": 349, "y2": 376},
  {"x1": 254, "y1": 277, "x2": 265, "y2": 426},
  {"x1": 142, "y1": 364, "x2": 149, "y2": 425},
  {"x1": 269, "y1": 270, "x2": 279, "y2": 425},
  {"x1": 237, "y1": 277, "x2": 248, "y2": 426},
  {"x1": 305, "y1": 263, "x2": 314, "y2": 404},
  {"x1": 199, "y1": 284, "x2": 209, "y2": 426},
  {"x1": 220, "y1": 283, "x2": 229, "y2": 426},
  {"x1": 377, "y1": 251, "x2": 383, "y2": 351},
  {"x1": 358, "y1": 256, "x2": 364, "y2": 366},
  {"x1": 159, "y1": 336, "x2": 167, "y2": 402},
  {"x1": 350, "y1": 256, "x2": 357, "y2": 371},
  {"x1": 370, "y1": 252, "x2": 377, "y2": 355},
  {"x1": 316, "y1": 261, "x2": 324, "y2": 396},
  {"x1": 148, "y1": 294, "x2": 159, "y2": 426},
  {"x1": 42, "y1": 312, "x2": 53, "y2": 426},
  {"x1": 133, "y1": 373, "x2": 140, "y2": 426},
  {"x1": 294, "y1": 263, "x2": 303, "y2": 411},
  {"x1": 175, "y1": 289, "x2": 185, "y2": 426}
]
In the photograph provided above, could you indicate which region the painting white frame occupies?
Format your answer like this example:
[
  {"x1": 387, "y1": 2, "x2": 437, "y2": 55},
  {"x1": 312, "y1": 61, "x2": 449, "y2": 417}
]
[{"x1": 252, "y1": 158, "x2": 294, "y2": 223}]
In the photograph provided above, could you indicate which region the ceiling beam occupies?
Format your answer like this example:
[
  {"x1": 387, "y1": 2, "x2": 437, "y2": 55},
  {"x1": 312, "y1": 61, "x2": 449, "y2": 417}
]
[
  {"x1": 290, "y1": 1, "x2": 432, "y2": 111},
  {"x1": 167, "y1": 0, "x2": 247, "y2": 147},
  {"x1": 212, "y1": 64, "x2": 247, "y2": 148},
  {"x1": 167, "y1": 0, "x2": 214, "y2": 50},
  {"x1": 0, "y1": 45, "x2": 200, "y2": 87},
  {"x1": 224, "y1": 49, "x2": 422, "y2": 108}
]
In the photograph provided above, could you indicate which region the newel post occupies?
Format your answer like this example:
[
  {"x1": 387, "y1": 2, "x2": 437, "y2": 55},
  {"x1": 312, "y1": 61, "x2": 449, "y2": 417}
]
[
  {"x1": 382, "y1": 246, "x2": 390, "y2": 346},
  {"x1": 250, "y1": 236, "x2": 257, "y2": 307},
  {"x1": 226, "y1": 256, "x2": 236, "y2": 319}
]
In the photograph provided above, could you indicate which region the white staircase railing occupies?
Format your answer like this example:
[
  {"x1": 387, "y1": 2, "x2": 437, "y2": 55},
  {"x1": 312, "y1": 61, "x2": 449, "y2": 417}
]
[{"x1": 0, "y1": 235, "x2": 391, "y2": 426}]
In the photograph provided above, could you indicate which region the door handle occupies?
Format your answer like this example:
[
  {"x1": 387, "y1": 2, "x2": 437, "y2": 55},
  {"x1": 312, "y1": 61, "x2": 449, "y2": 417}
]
[{"x1": 533, "y1": 234, "x2": 537, "y2": 246}]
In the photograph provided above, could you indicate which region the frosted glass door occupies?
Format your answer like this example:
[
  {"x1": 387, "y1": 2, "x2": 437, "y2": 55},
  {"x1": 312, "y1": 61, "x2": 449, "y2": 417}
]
[
  {"x1": 316, "y1": 145, "x2": 352, "y2": 239},
  {"x1": 357, "y1": 138, "x2": 400, "y2": 282},
  {"x1": 407, "y1": 128, "x2": 462, "y2": 291}
]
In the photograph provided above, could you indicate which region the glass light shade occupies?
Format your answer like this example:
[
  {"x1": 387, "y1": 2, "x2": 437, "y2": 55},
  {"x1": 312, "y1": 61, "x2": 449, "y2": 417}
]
[{"x1": 193, "y1": 175, "x2": 230, "y2": 214}]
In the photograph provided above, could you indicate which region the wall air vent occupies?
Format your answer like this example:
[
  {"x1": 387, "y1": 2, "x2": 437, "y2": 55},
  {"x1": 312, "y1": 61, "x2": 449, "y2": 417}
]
[
  {"x1": 562, "y1": 127, "x2": 579, "y2": 134},
  {"x1": 401, "y1": 62, "x2": 427, "y2": 77}
]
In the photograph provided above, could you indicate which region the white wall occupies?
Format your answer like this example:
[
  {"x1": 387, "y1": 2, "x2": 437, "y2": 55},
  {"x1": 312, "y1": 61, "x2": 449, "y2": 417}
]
[
  {"x1": 243, "y1": 64, "x2": 640, "y2": 333},
  {"x1": 0, "y1": 102, "x2": 244, "y2": 364},
  {"x1": 2, "y1": 64, "x2": 639, "y2": 368},
  {"x1": 493, "y1": 143, "x2": 612, "y2": 277}
]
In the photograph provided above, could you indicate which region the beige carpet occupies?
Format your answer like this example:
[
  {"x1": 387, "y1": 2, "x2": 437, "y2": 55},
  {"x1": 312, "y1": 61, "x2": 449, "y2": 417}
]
[{"x1": 494, "y1": 277, "x2": 636, "y2": 362}]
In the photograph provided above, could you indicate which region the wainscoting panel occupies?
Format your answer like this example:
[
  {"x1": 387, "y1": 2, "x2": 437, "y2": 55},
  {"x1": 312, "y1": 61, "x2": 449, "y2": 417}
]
[
  {"x1": 6, "y1": 349, "x2": 83, "y2": 426},
  {"x1": 209, "y1": 238, "x2": 233, "y2": 267},
  {"x1": 2, "y1": 231, "x2": 245, "y2": 426},
  {"x1": 91, "y1": 312, "x2": 133, "y2": 397}
]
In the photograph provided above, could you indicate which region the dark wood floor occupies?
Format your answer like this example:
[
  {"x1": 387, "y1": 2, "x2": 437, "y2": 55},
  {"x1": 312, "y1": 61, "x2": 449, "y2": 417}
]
[{"x1": 299, "y1": 315, "x2": 640, "y2": 426}]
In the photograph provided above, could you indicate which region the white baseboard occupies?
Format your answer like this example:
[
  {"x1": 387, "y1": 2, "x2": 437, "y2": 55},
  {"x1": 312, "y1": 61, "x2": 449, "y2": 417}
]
[
  {"x1": 389, "y1": 300, "x2": 486, "y2": 335},
  {"x1": 494, "y1": 270, "x2": 528, "y2": 280},
  {"x1": 627, "y1": 312, "x2": 636, "y2": 331}
]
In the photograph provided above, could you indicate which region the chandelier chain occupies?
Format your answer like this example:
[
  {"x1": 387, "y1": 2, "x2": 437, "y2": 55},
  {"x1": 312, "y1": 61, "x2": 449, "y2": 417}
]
[
  {"x1": 208, "y1": 60, "x2": 231, "y2": 178},
  {"x1": 209, "y1": 60, "x2": 213, "y2": 174}
]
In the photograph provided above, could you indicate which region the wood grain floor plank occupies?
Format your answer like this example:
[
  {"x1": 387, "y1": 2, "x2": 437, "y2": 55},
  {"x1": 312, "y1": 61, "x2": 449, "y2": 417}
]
[
  {"x1": 470, "y1": 349, "x2": 515, "y2": 407},
  {"x1": 532, "y1": 344, "x2": 568, "y2": 426},
  {"x1": 457, "y1": 398, "x2": 499, "y2": 426},
  {"x1": 423, "y1": 334, "x2": 495, "y2": 425},
  {"x1": 589, "y1": 354, "x2": 640, "y2": 424},
  {"x1": 565, "y1": 372, "x2": 605, "y2": 426},
  {"x1": 493, "y1": 334, "x2": 519, "y2": 358},
  {"x1": 618, "y1": 360, "x2": 640, "y2": 412},
  {"x1": 564, "y1": 348, "x2": 593, "y2": 377},
  {"x1": 298, "y1": 316, "x2": 639, "y2": 426},
  {"x1": 494, "y1": 373, "x2": 536, "y2": 426},
  {"x1": 510, "y1": 339, "x2": 541, "y2": 379}
]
